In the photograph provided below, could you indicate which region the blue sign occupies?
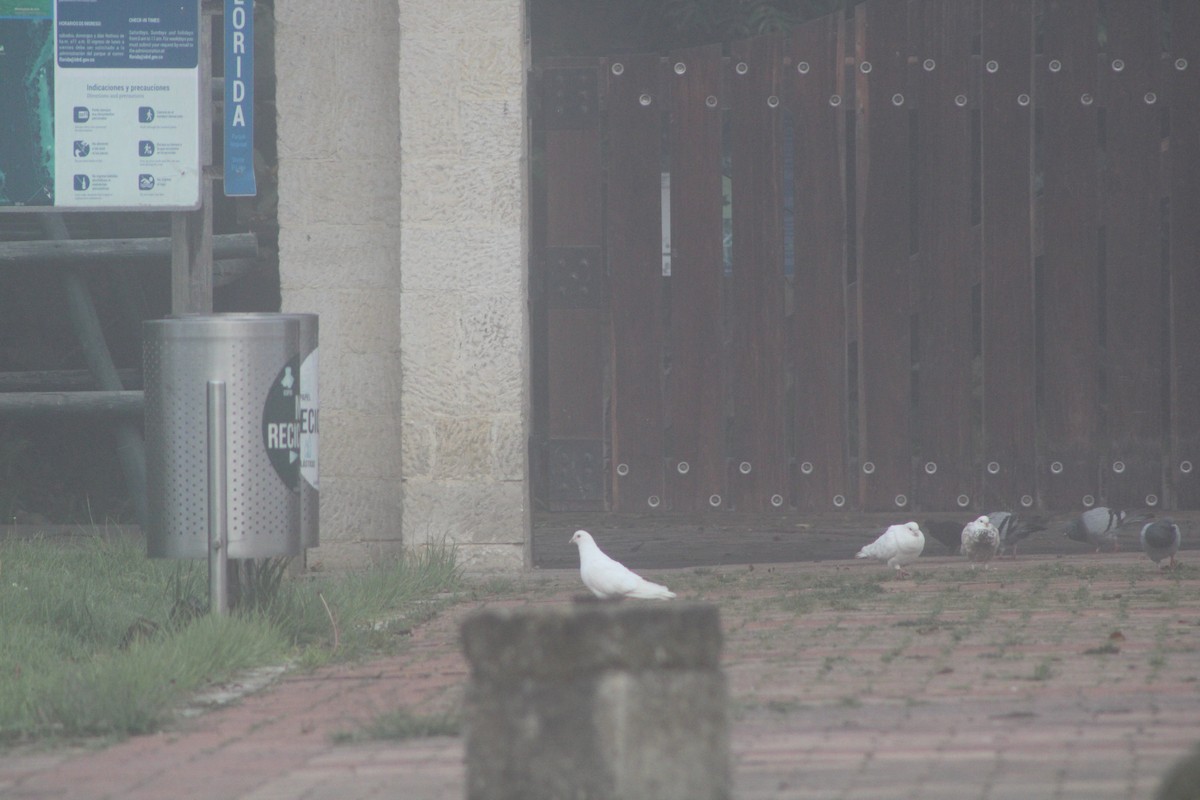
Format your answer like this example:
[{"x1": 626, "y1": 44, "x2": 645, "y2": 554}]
[{"x1": 223, "y1": 0, "x2": 255, "y2": 197}]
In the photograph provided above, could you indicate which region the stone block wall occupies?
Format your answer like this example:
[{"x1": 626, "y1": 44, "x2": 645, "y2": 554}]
[
  {"x1": 274, "y1": 0, "x2": 529, "y2": 570},
  {"x1": 398, "y1": 0, "x2": 529, "y2": 569}
]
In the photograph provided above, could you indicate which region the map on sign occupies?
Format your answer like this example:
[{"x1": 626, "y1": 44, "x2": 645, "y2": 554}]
[{"x1": 0, "y1": 0, "x2": 200, "y2": 211}]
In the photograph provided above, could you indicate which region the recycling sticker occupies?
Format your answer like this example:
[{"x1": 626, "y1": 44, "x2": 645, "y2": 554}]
[{"x1": 262, "y1": 354, "x2": 301, "y2": 491}]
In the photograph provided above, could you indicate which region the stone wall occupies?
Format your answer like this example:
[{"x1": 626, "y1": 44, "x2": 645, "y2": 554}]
[
  {"x1": 397, "y1": 0, "x2": 529, "y2": 570},
  {"x1": 274, "y1": 0, "x2": 528, "y2": 570}
]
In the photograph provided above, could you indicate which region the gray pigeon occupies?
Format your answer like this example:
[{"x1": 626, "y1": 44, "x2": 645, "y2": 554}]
[
  {"x1": 960, "y1": 515, "x2": 1000, "y2": 568},
  {"x1": 1140, "y1": 519, "x2": 1181, "y2": 569},
  {"x1": 922, "y1": 518, "x2": 968, "y2": 553},
  {"x1": 989, "y1": 511, "x2": 1047, "y2": 558},
  {"x1": 1064, "y1": 507, "x2": 1153, "y2": 553}
]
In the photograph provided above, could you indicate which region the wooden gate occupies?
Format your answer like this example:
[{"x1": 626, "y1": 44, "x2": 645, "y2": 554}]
[{"x1": 531, "y1": 0, "x2": 1200, "y2": 534}]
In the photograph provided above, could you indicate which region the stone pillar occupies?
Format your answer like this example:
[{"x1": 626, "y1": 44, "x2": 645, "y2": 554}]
[
  {"x1": 398, "y1": 0, "x2": 530, "y2": 571},
  {"x1": 461, "y1": 603, "x2": 730, "y2": 800}
]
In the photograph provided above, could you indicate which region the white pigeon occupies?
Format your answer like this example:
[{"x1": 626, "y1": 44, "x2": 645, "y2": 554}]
[
  {"x1": 960, "y1": 515, "x2": 1000, "y2": 568},
  {"x1": 570, "y1": 530, "x2": 676, "y2": 600},
  {"x1": 1140, "y1": 519, "x2": 1181, "y2": 570},
  {"x1": 855, "y1": 521, "x2": 925, "y2": 577}
]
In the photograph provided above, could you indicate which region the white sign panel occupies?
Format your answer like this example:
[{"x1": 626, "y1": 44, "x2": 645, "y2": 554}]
[{"x1": 0, "y1": 0, "x2": 200, "y2": 211}]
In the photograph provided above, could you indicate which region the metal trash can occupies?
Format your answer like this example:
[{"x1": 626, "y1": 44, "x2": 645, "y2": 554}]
[
  {"x1": 293, "y1": 313, "x2": 319, "y2": 549},
  {"x1": 143, "y1": 313, "x2": 302, "y2": 559}
]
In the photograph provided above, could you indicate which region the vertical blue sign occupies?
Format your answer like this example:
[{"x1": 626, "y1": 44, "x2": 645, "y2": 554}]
[{"x1": 223, "y1": 0, "x2": 255, "y2": 196}]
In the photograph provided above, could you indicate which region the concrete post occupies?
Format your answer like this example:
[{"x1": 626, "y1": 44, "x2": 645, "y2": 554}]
[{"x1": 461, "y1": 602, "x2": 730, "y2": 800}]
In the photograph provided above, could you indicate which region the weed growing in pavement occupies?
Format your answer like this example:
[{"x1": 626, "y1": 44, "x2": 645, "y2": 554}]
[
  {"x1": 765, "y1": 698, "x2": 803, "y2": 714},
  {"x1": 1083, "y1": 640, "x2": 1121, "y2": 656},
  {"x1": 819, "y1": 654, "x2": 850, "y2": 677},
  {"x1": 330, "y1": 708, "x2": 461, "y2": 743},
  {"x1": 775, "y1": 571, "x2": 889, "y2": 614},
  {"x1": 1147, "y1": 620, "x2": 1172, "y2": 681},
  {"x1": 1030, "y1": 658, "x2": 1056, "y2": 681},
  {"x1": 0, "y1": 534, "x2": 461, "y2": 744}
]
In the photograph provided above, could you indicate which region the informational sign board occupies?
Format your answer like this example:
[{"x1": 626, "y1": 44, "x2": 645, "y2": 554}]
[{"x1": 0, "y1": 0, "x2": 201, "y2": 211}]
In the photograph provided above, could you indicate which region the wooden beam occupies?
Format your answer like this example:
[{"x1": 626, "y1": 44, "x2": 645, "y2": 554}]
[
  {"x1": 0, "y1": 233, "x2": 257, "y2": 266},
  {"x1": 214, "y1": 256, "x2": 265, "y2": 287},
  {"x1": 0, "y1": 369, "x2": 142, "y2": 392},
  {"x1": 40, "y1": 214, "x2": 149, "y2": 527},
  {"x1": 0, "y1": 391, "x2": 143, "y2": 416}
]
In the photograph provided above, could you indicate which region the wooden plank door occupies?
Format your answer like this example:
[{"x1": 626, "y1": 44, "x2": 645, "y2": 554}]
[
  {"x1": 1038, "y1": 0, "x2": 1102, "y2": 510},
  {"x1": 728, "y1": 34, "x2": 790, "y2": 511},
  {"x1": 540, "y1": 62, "x2": 607, "y2": 510},
  {"x1": 980, "y1": 0, "x2": 1038, "y2": 513},
  {"x1": 663, "y1": 44, "x2": 728, "y2": 511},
  {"x1": 854, "y1": 0, "x2": 914, "y2": 512},
  {"x1": 607, "y1": 54, "x2": 667, "y2": 511},
  {"x1": 912, "y1": 0, "x2": 977, "y2": 511},
  {"x1": 1101, "y1": 1, "x2": 1165, "y2": 510},
  {"x1": 1169, "y1": 2, "x2": 1200, "y2": 508},
  {"x1": 789, "y1": 12, "x2": 851, "y2": 511}
]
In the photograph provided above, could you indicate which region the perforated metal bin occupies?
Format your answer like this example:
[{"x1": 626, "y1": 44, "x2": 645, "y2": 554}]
[
  {"x1": 143, "y1": 313, "x2": 301, "y2": 559},
  {"x1": 293, "y1": 313, "x2": 319, "y2": 549}
]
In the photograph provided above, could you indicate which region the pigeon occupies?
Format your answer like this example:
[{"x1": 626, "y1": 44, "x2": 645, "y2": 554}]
[
  {"x1": 570, "y1": 530, "x2": 675, "y2": 600},
  {"x1": 1064, "y1": 507, "x2": 1153, "y2": 553},
  {"x1": 1140, "y1": 518, "x2": 1181, "y2": 569},
  {"x1": 855, "y1": 521, "x2": 925, "y2": 577},
  {"x1": 960, "y1": 515, "x2": 1000, "y2": 568},
  {"x1": 923, "y1": 519, "x2": 968, "y2": 554},
  {"x1": 989, "y1": 511, "x2": 1047, "y2": 558}
]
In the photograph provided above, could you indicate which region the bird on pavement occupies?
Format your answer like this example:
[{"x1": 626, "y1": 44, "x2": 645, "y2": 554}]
[
  {"x1": 960, "y1": 515, "x2": 1000, "y2": 568},
  {"x1": 855, "y1": 521, "x2": 925, "y2": 577},
  {"x1": 1064, "y1": 507, "x2": 1152, "y2": 553},
  {"x1": 989, "y1": 511, "x2": 1047, "y2": 559},
  {"x1": 570, "y1": 530, "x2": 676, "y2": 600},
  {"x1": 1140, "y1": 518, "x2": 1181, "y2": 570}
]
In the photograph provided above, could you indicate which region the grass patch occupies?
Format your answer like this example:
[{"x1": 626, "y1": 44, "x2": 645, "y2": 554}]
[
  {"x1": 1030, "y1": 658, "x2": 1056, "y2": 681},
  {"x1": 0, "y1": 534, "x2": 461, "y2": 745},
  {"x1": 776, "y1": 572, "x2": 889, "y2": 614},
  {"x1": 330, "y1": 708, "x2": 460, "y2": 744}
]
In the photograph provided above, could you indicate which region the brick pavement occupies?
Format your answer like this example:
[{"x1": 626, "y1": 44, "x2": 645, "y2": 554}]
[{"x1": 1, "y1": 552, "x2": 1197, "y2": 799}]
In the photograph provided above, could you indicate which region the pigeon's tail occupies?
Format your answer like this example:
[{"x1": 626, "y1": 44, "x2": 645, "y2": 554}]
[
  {"x1": 1142, "y1": 520, "x2": 1179, "y2": 549},
  {"x1": 1122, "y1": 509, "x2": 1155, "y2": 528},
  {"x1": 923, "y1": 519, "x2": 966, "y2": 552},
  {"x1": 628, "y1": 580, "x2": 676, "y2": 600},
  {"x1": 856, "y1": 541, "x2": 894, "y2": 561},
  {"x1": 1021, "y1": 516, "x2": 1049, "y2": 534}
]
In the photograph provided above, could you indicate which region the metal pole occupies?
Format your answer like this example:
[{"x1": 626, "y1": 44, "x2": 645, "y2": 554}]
[{"x1": 207, "y1": 380, "x2": 229, "y2": 615}]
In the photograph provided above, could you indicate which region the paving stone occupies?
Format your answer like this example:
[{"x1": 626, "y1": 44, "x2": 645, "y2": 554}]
[{"x1": 1, "y1": 553, "x2": 1198, "y2": 799}]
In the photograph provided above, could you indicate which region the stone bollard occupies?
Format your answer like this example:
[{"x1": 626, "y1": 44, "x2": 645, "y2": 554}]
[{"x1": 461, "y1": 602, "x2": 730, "y2": 800}]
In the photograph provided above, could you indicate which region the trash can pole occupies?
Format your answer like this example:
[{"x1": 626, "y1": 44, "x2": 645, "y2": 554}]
[{"x1": 207, "y1": 380, "x2": 229, "y2": 615}]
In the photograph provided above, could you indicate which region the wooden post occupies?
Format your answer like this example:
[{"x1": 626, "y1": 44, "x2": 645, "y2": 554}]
[{"x1": 171, "y1": 0, "x2": 217, "y2": 314}]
